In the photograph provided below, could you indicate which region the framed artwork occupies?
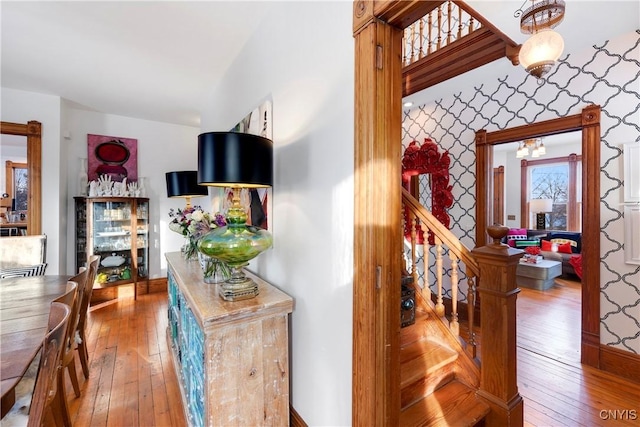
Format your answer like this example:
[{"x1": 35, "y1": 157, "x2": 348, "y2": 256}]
[
  {"x1": 87, "y1": 134, "x2": 138, "y2": 182},
  {"x1": 222, "y1": 100, "x2": 273, "y2": 230}
]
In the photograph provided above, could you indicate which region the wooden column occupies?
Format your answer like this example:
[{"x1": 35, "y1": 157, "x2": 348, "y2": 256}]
[
  {"x1": 475, "y1": 129, "x2": 492, "y2": 247},
  {"x1": 471, "y1": 226, "x2": 524, "y2": 427},
  {"x1": 579, "y1": 105, "x2": 601, "y2": 367},
  {"x1": 353, "y1": 2, "x2": 403, "y2": 425}
]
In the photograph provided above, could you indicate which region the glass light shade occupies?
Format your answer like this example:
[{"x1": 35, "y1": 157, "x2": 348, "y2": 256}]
[
  {"x1": 519, "y1": 29, "x2": 564, "y2": 78},
  {"x1": 532, "y1": 147, "x2": 540, "y2": 158},
  {"x1": 537, "y1": 142, "x2": 546, "y2": 155}
]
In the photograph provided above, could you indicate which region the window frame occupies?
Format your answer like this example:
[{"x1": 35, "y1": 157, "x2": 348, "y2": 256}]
[
  {"x1": 4, "y1": 161, "x2": 28, "y2": 211},
  {"x1": 520, "y1": 153, "x2": 581, "y2": 231}
]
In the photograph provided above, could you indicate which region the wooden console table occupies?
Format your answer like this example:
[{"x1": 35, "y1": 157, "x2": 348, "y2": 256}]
[{"x1": 165, "y1": 252, "x2": 293, "y2": 427}]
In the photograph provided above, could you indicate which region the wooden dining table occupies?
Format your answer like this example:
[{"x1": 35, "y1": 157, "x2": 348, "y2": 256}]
[{"x1": 0, "y1": 275, "x2": 71, "y2": 418}]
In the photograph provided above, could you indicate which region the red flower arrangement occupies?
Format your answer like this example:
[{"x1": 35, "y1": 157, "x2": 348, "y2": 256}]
[{"x1": 524, "y1": 246, "x2": 541, "y2": 256}]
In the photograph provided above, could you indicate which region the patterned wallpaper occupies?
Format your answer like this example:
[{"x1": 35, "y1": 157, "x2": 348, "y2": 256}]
[{"x1": 403, "y1": 30, "x2": 640, "y2": 353}]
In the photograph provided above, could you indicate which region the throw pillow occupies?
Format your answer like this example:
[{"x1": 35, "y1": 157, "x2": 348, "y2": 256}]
[
  {"x1": 541, "y1": 240, "x2": 553, "y2": 251},
  {"x1": 515, "y1": 240, "x2": 540, "y2": 248},
  {"x1": 569, "y1": 255, "x2": 583, "y2": 279},
  {"x1": 557, "y1": 242, "x2": 573, "y2": 254},
  {"x1": 507, "y1": 228, "x2": 527, "y2": 244},
  {"x1": 0, "y1": 263, "x2": 47, "y2": 279}
]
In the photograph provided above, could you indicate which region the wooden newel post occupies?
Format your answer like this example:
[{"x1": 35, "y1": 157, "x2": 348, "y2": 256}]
[{"x1": 471, "y1": 225, "x2": 524, "y2": 427}]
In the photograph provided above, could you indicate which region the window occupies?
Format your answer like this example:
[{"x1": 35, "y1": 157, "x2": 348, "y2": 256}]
[
  {"x1": 522, "y1": 154, "x2": 581, "y2": 231},
  {"x1": 5, "y1": 161, "x2": 28, "y2": 211}
]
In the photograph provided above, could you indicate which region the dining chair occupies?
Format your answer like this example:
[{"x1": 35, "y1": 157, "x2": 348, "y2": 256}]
[
  {"x1": 75, "y1": 254, "x2": 100, "y2": 379},
  {"x1": 0, "y1": 235, "x2": 46, "y2": 268},
  {"x1": 54, "y1": 268, "x2": 88, "y2": 427},
  {"x1": 27, "y1": 301, "x2": 70, "y2": 427}
]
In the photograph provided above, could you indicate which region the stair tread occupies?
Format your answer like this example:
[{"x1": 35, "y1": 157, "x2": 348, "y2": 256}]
[
  {"x1": 400, "y1": 380, "x2": 490, "y2": 427},
  {"x1": 401, "y1": 338, "x2": 458, "y2": 387}
]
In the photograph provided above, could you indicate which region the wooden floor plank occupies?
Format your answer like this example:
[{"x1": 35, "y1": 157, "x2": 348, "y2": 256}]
[{"x1": 63, "y1": 289, "x2": 186, "y2": 427}]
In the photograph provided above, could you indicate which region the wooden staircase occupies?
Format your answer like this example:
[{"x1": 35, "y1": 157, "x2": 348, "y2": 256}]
[{"x1": 399, "y1": 281, "x2": 489, "y2": 426}]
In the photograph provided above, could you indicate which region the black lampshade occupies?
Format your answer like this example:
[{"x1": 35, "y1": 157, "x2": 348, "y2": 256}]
[
  {"x1": 165, "y1": 171, "x2": 209, "y2": 198},
  {"x1": 197, "y1": 132, "x2": 273, "y2": 188}
]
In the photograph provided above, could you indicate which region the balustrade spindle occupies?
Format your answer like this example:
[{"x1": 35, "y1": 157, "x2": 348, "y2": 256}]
[
  {"x1": 419, "y1": 19, "x2": 425, "y2": 59},
  {"x1": 436, "y1": 6, "x2": 442, "y2": 50},
  {"x1": 467, "y1": 273, "x2": 477, "y2": 359},
  {"x1": 458, "y1": 6, "x2": 463, "y2": 39},
  {"x1": 410, "y1": 217, "x2": 418, "y2": 286},
  {"x1": 428, "y1": 13, "x2": 433, "y2": 55},
  {"x1": 422, "y1": 224, "x2": 431, "y2": 301},
  {"x1": 435, "y1": 236, "x2": 444, "y2": 317},
  {"x1": 447, "y1": 2, "x2": 453, "y2": 45},
  {"x1": 450, "y1": 252, "x2": 459, "y2": 336}
]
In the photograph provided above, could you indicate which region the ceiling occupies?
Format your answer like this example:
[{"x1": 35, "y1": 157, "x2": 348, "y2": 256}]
[{"x1": 2, "y1": 1, "x2": 638, "y2": 128}]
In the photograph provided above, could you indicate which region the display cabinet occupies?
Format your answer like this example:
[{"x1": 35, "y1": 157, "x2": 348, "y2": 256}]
[{"x1": 75, "y1": 197, "x2": 149, "y2": 299}]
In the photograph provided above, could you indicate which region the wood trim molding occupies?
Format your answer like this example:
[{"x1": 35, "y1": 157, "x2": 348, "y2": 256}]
[
  {"x1": 0, "y1": 121, "x2": 42, "y2": 235},
  {"x1": 493, "y1": 166, "x2": 504, "y2": 225},
  {"x1": 475, "y1": 104, "x2": 602, "y2": 369},
  {"x1": 599, "y1": 345, "x2": 640, "y2": 384},
  {"x1": 353, "y1": 14, "x2": 403, "y2": 427},
  {"x1": 290, "y1": 404, "x2": 308, "y2": 427}
]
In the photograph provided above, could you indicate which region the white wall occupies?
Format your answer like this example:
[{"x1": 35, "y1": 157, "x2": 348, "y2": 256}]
[
  {"x1": 1, "y1": 88, "x2": 64, "y2": 273},
  {"x1": 201, "y1": 2, "x2": 354, "y2": 425},
  {"x1": 62, "y1": 106, "x2": 201, "y2": 277}
]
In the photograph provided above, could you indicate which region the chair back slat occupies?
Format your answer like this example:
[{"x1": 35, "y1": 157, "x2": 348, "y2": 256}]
[
  {"x1": 27, "y1": 301, "x2": 70, "y2": 427},
  {"x1": 77, "y1": 255, "x2": 100, "y2": 334}
]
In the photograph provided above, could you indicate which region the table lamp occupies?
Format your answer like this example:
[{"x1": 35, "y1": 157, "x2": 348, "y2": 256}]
[
  {"x1": 530, "y1": 198, "x2": 553, "y2": 230},
  {"x1": 196, "y1": 131, "x2": 273, "y2": 301},
  {"x1": 165, "y1": 171, "x2": 209, "y2": 208}
]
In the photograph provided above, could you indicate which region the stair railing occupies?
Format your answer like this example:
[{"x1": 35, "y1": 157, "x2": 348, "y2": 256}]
[{"x1": 402, "y1": 187, "x2": 479, "y2": 357}]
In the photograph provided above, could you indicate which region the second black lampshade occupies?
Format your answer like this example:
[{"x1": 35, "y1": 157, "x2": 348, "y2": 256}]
[
  {"x1": 197, "y1": 132, "x2": 273, "y2": 188},
  {"x1": 165, "y1": 171, "x2": 209, "y2": 198}
]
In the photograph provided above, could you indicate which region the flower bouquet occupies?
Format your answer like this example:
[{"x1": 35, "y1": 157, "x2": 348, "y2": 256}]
[
  {"x1": 523, "y1": 245, "x2": 543, "y2": 263},
  {"x1": 168, "y1": 206, "x2": 226, "y2": 260}
]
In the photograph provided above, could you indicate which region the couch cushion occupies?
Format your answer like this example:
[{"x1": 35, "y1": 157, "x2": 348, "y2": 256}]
[{"x1": 542, "y1": 231, "x2": 581, "y2": 254}]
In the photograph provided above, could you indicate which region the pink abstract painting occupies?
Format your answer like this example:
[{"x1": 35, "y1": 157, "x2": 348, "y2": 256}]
[{"x1": 87, "y1": 134, "x2": 138, "y2": 182}]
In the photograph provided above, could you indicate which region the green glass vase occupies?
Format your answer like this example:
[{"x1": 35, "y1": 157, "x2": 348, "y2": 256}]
[{"x1": 197, "y1": 201, "x2": 272, "y2": 301}]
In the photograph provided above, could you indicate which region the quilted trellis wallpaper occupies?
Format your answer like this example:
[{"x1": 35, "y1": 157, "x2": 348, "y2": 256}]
[{"x1": 402, "y1": 30, "x2": 640, "y2": 354}]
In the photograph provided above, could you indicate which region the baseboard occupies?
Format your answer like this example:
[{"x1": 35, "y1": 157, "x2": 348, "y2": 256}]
[
  {"x1": 290, "y1": 404, "x2": 307, "y2": 427},
  {"x1": 147, "y1": 277, "x2": 167, "y2": 294},
  {"x1": 600, "y1": 344, "x2": 640, "y2": 384}
]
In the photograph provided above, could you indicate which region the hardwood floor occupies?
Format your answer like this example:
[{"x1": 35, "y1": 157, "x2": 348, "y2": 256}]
[
  {"x1": 517, "y1": 276, "x2": 640, "y2": 426},
  {"x1": 64, "y1": 287, "x2": 186, "y2": 427},
  {"x1": 59, "y1": 280, "x2": 640, "y2": 426}
]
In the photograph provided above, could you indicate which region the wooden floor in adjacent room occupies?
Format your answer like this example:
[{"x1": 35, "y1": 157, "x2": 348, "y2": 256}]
[
  {"x1": 517, "y1": 276, "x2": 640, "y2": 427},
  {"x1": 61, "y1": 278, "x2": 640, "y2": 426}
]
